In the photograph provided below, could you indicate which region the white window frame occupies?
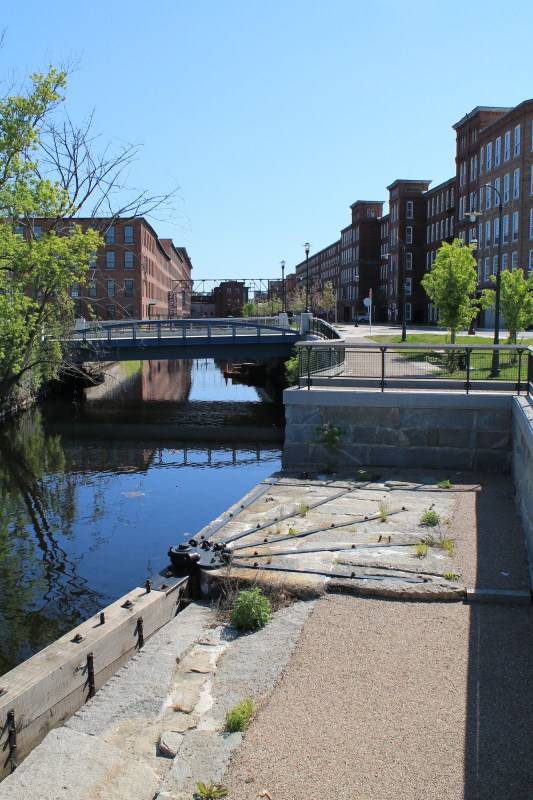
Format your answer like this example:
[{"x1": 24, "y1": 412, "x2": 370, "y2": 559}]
[
  {"x1": 504, "y1": 173, "x2": 510, "y2": 203},
  {"x1": 105, "y1": 251, "x2": 115, "y2": 270},
  {"x1": 405, "y1": 226, "x2": 413, "y2": 244},
  {"x1": 514, "y1": 125, "x2": 521, "y2": 156},
  {"x1": 406, "y1": 201, "x2": 413, "y2": 219},
  {"x1": 504, "y1": 131, "x2": 511, "y2": 161},
  {"x1": 511, "y1": 251, "x2": 518, "y2": 270},
  {"x1": 513, "y1": 168, "x2": 520, "y2": 199},
  {"x1": 495, "y1": 137, "x2": 501, "y2": 166},
  {"x1": 512, "y1": 211, "x2": 519, "y2": 241},
  {"x1": 405, "y1": 252, "x2": 413, "y2": 270},
  {"x1": 105, "y1": 226, "x2": 115, "y2": 244},
  {"x1": 405, "y1": 302, "x2": 412, "y2": 321}
]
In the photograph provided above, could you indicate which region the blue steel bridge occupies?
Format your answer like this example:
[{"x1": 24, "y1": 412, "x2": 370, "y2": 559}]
[{"x1": 66, "y1": 317, "x2": 301, "y2": 362}]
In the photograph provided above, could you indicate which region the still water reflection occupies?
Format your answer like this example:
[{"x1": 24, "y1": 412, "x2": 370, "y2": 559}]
[{"x1": 0, "y1": 359, "x2": 282, "y2": 675}]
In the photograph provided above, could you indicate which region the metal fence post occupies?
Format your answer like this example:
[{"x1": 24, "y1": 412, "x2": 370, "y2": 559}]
[
  {"x1": 307, "y1": 346, "x2": 312, "y2": 390},
  {"x1": 380, "y1": 347, "x2": 386, "y2": 392},
  {"x1": 465, "y1": 348, "x2": 471, "y2": 394}
]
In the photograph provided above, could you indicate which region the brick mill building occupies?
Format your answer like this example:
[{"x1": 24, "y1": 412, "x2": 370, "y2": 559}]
[
  {"x1": 17, "y1": 216, "x2": 193, "y2": 321},
  {"x1": 293, "y1": 97, "x2": 533, "y2": 326}
]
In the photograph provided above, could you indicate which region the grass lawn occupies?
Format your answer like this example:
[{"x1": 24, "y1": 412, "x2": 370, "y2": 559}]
[{"x1": 362, "y1": 333, "x2": 531, "y2": 381}]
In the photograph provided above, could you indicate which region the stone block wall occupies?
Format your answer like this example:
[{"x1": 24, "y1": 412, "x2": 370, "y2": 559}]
[
  {"x1": 512, "y1": 397, "x2": 533, "y2": 585},
  {"x1": 283, "y1": 389, "x2": 514, "y2": 473}
]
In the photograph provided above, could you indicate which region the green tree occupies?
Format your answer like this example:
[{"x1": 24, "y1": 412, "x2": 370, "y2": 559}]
[
  {"x1": 321, "y1": 281, "x2": 336, "y2": 322},
  {"x1": 0, "y1": 66, "x2": 176, "y2": 406},
  {"x1": 481, "y1": 268, "x2": 533, "y2": 344},
  {"x1": 241, "y1": 301, "x2": 257, "y2": 317},
  {"x1": 289, "y1": 287, "x2": 307, "y2": 314},
  {"x1": 421, "y1": 239, "x2": 478, "y2": 343}
]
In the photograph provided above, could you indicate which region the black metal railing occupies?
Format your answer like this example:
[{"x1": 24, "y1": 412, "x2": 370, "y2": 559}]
[
  {"x1": 297, "y1": 342, "x2": 533, "y2": 395},
  {"x1": 309, "y1": 318, "x2": 343, "y2": 341}
]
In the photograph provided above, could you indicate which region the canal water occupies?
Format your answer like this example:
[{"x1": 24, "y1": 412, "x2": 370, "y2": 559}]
[{"x1": 0, "y1": 359, "x2": 283, "y2": 675}]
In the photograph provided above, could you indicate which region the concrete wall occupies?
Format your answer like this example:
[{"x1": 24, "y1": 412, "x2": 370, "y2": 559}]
[
  {"x1": 512, "y1": 396, "x2": 533, "y2": 584},
  {"x1": 283, "y1": 389, "x2": 514, "y2": 473}
]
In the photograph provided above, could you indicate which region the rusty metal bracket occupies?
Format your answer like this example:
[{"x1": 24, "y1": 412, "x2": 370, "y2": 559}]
[{"x1": 7, "y1": 709, "x2": 17, "y2": 771}]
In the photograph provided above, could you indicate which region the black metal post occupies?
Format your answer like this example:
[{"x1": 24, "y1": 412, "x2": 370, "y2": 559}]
[
  {"x1": 281, "y1": 260, "x2": 286, "y2": 313},
  {"x1": 400, "y1": 242, "x2": 407, "y2": 342},
  {"x1": 304, "y1": 243, "x2": 310, "y2": 313},
  {"x1": 491, "y1": 199, "x2": 504, "y2": 377}
]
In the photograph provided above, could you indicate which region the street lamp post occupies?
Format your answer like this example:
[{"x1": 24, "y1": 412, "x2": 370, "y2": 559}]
[
  {"x1": 303, "y1": 242, "x2": 311, "y2": 313},
  {"x1": 465, "y1": 183, "x2": 503, "y2": 377},
  {"x1": 280, "y1": 260, "x2": 286, "y2": 312}
]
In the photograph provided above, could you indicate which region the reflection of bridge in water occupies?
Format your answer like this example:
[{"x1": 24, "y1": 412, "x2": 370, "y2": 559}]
[{"x1": 67, "y1": 318, "x2": 300, "y2": 362}]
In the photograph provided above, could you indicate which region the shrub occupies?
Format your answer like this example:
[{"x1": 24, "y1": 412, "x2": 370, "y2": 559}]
[
  {"x1": 315, "y1": 422, "x2": 344, "y2": 448},
  {"x1": 437, "y1": 479, "x2": 453, "y2": 489},
  {"x1": 284, "y1": 351, "x2": 299, "y2": 386},
  {"x1": 225, "y1": 697, "x2": 256, "y2": 732},
  {"x1": 415, "y1": 543, "x2": 429, "y2": 558},
  {"x1": 230, "y1": 587, "x2": 272, "y2": 631}
]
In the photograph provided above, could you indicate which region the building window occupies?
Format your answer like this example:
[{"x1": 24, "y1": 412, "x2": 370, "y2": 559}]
[
  {"x1": 530, "y1": 208, "x2": 533, "y2": 239},
  {"x1": 513, "y1": 168, "x2": 520, "y2": 199},
  {"x1": 15, "y1": 224, "x2": 24, "y2": 236},
  {"x1": 405, "y1": 277, "x2": 412, "y2": 295},
  {"x1": 124, "y1": 225, "x2": 134, "y2": 244},
  {"x1": 124, "y1": 279, "x2": 134, "y2": 298},
  {"x1": 486, "y1": 185, "x2": 491, "y2": 210},
  {"x1": 504, "y1": 131, "x2": 511, "y2": 161},
  {"x1": 512, "y1": 211, "x2": 519, "y2": 241},
  {"x1": 495, "y1": 137, "x2": 501, "y2": 166},
  {"x1": 514, "y1": 125, "x2": 521, "y2": 156},
  {"x1": 124, "y1": 251, "x2": 134, "y2": 269},
  {"x1": 405, "y1": 226, "x2": 413, "y2": 244},
  {"x1": 504, "y1": 173, "x2": 510, "y2": 203},
  {"x1": 125, "y1": 304, "x2": 134, "y2": 318},
  {"x1": 486, "y1": 142, "x2": 492, "y2": 170},
  {"x1": 405, "y1": 252, "x2": 413, "y2": 270},
  {"x1": 106, "y1": 251, "x2": 115, "y2": 269},
  {"x1": 480, "y1": 146, "x2": 484, "y2": 173},
  {"x1": 485, "y1": 220, "x2": 491, "y2": 246},
  {"x1": 406, "y1": 201, "x2": 413, "y2": 219},
  {"x1": 502, "y1": 214, "x2": 509, "y2": 244},
  {"x1": 529, "y1": 250, "x2": 533, "y2": 275},
  {"x1": 492, "y1": 255, "x2": 498, "y2": 275},
  {"x1": 106, "y1": 280, "x2": 115, "y2": 298},
  {"x1": 106, "y1": 304, "x2": 116, "y2": 319},
  {"x1": 450, "y1": 217, "x2": 454, "y2": 235},
  {"x1": 33, "y1": 225, "x2": 42, "y2": 239},
  {"x1": 88, "y1": 279, "x2": 97, "y2": 298},
  {"x1": 405, "y1": 303, "x2": 412, "y2": 321},
  {"x1": 71, "y1": 282, "x2": 80, "y2": 298},
  {"x1": 502, "y1": 253, "x2": 509, "y2": 271},
  {"x1": 105, "y1": 226, "x2": 115, "y2": 244},
  {"x1": 445, "y1": 218, "x2": 449, "y2": 237},
  {"x1": 494, "y1": 177, "x2": 501, "y2": 204},
  {"x1": 484, "y1": 258, "x2": 490, "y2": 281},
  {"x1": 494, "y1": 217, "x2": 500, "y2": 245},
  {"x1": 511, "y1": 251, "x2": 518, "y2": 270}
]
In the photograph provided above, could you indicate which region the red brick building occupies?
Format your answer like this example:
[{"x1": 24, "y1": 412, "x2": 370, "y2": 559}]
[
  {"x1": 213, "y1": 280, "x2": 248, "y2": 317},
  {"x1": 17, "y1": 217, "x2": 193, "y2": 320}
]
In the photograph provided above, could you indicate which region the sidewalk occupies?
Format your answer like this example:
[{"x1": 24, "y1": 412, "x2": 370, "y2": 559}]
[{"x1": 224, "y1": 471, "x2": 533, "y2": 800}]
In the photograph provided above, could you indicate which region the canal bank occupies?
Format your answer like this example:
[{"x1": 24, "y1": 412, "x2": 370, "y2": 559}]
[
  {"x1": 1, "y1": 464, "x2": 532, "y2": 799},
  {"x1": 0, "y1": 460, "x2": 531, "y2": 800}
]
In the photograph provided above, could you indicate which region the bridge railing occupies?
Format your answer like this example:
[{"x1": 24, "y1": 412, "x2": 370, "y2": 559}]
[
  {"x1": 296, "y1": 341, "x2": 532, "y2": 395},
  {"x1": 70, "y1": 317, "x2": 296, "y2": 345},
  {"x1": 309, "y1": 318, "x2": 343, "y2": 340}
]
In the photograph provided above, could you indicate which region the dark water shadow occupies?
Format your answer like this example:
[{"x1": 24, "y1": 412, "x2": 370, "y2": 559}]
[{"x1": 464, "y1": 475, "x2": 533, "y2": 799}]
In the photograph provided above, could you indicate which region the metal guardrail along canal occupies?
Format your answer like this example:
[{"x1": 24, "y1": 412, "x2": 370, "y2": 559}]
[{"x1": 297, "y1": 341, "x2": 533, "y2": 396}]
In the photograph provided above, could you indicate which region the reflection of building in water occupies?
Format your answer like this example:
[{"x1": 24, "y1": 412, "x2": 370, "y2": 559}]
[
  {"x1": 142, "y1": 359, "x2": 192, "y2": 402},
  {"x1": 84, "y1": 360, "x2": 192, "y2": 403},
  {"x1": 63, "y1": 445, "x2": 156, "y2": 473}
]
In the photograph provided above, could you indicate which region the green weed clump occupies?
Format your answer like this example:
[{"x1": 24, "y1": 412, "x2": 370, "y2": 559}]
[
  {"x1": 420, "y1": 509, "x2": 441, "y2": 527},
  {"x1": 225, "y1": 697, "x2": 256, "y2": 732},
  {"x1": 378, "y1": 500, "x2": 389, "y2": 522},
  {"x1": 437, "y1": 479, "x2": 453, "y2": 489},
  {"x1": 443, "y1": 571, "x2": 460, "y2": 582},
  {"x1": 415, "y1": 543, "x2": 429, "y2": 558},
  {"x1": 299, "y1": 502, "x2": 309, "y2": 517},
  {"x1": 193, "y1": 781, "x2": 228, "y2": 799},
  {"x1": 439, "y1": 537, "x2": 456, "y2": 557},
  {"x1": 315, "y1": 422, "x2": 344, "y2": 448},
  {"x1": 230, "y1": 587, "x2": 272, "y2": 631}
]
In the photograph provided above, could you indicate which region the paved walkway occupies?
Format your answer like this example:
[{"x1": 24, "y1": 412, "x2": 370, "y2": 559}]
[{"x1": 224, "y1": 471, "x2": 533, "y2": 800}]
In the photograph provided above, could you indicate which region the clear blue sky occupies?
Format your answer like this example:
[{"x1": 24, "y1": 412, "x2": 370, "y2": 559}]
[{"x1": 2, "y1": 0, "x2": 533, "y2": 280}]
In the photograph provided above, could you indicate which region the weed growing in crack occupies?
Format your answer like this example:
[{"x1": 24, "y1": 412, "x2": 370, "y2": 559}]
[
  {"x1": 194, "y1": 781, "x2": 228, "y2": 799},
  {"x1": 230, "y1": 587, "x2": 272, "y2": 631},
  {"x1": 437, "y1": 479, "x2": 453, "y2": 489},
  {"x1": 378, "y1": 500, "x2": 389, "y2": 522},
  {"x1": 443, "y1": 571, "x2": 460, "y2": 581},
  {"x1": 420, "y1": 509, "x2": 441, "y2": 527},
  {"x1": 225, "y1": 697, "x2": 256, "y2": 732},
  {"x1": 415, "y1": 543, "x2": 429, "y2": 558}
]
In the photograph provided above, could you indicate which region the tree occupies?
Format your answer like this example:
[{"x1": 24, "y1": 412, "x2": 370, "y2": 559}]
[
  {"x1": 289, "y1": 287, "x2": 307, "y2": 314},
  {"x1": 321, "y1": 281, "x2": 336, "y2": 322},
  {"x1": 421, "y1": 239, "x2": 478, "y2": 343},
  {"x1": 481, "y1": 268, "x2": 533, "y2": 345},
  {"x1": 241, "y1": 301, "x2": 257, "y2": 317},
  {"x1": 0, "y1": 66, "x2": 178, "y2": 407}
]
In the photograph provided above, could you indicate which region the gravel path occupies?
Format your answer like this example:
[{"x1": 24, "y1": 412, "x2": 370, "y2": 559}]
[
  {"x1": 224, "y1": 597, "x2": 533, "y2": 800},
  {"x1": 224, "y1": 472, "x2": 533, "y2": 799}
]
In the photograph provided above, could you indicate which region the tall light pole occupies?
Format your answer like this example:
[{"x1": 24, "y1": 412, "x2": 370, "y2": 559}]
[
  {"x1": 303, "y1": 242, "x2": 311, "y2": 313},
  {"x1": 280, "y1": 260, "x2": 286, "y2": 312},
  {"x1": 465, "y1": 182, "x2": 503, "y2": 376}
]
